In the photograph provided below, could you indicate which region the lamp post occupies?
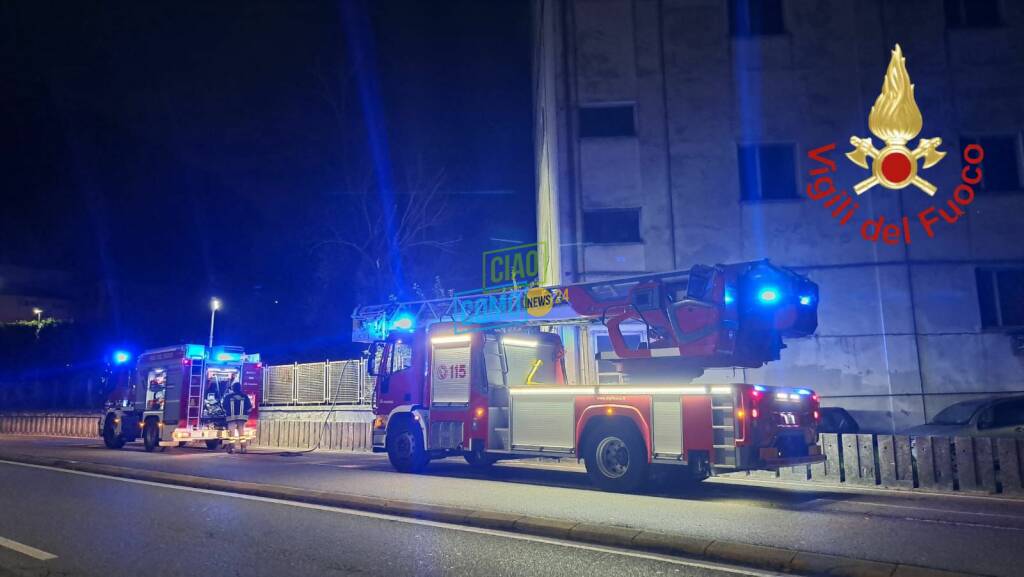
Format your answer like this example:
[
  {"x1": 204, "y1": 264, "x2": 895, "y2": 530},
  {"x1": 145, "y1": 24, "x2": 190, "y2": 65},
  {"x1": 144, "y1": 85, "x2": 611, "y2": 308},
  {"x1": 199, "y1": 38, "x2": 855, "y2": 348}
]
[
  {"x1": 208, "y1": 298, "x2": 220, "y2": 350},
  {"x1": 32, "y1": 307, "x2": 42, "y2": 323}
]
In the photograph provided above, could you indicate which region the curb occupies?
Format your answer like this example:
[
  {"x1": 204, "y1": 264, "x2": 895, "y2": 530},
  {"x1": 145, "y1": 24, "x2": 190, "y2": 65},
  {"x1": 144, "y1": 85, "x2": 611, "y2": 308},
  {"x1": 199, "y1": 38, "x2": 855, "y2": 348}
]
[{"x1": 0, "y1": 453, "x2": 987, "y2": 577}]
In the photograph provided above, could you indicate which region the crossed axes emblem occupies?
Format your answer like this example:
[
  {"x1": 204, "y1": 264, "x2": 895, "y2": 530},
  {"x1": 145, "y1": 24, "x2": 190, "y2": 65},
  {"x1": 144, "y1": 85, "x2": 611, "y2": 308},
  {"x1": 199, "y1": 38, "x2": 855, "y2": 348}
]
[{"x1": 846, "y1": 136, "x2": 946, "y2": 196}]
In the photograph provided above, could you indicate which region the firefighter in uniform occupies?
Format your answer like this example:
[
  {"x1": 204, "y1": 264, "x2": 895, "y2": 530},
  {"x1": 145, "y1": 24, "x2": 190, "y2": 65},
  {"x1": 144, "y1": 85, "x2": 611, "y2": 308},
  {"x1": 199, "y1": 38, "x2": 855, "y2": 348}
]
[{"x1": 221, "y1": 382, "x2": 253, "y2": 453}]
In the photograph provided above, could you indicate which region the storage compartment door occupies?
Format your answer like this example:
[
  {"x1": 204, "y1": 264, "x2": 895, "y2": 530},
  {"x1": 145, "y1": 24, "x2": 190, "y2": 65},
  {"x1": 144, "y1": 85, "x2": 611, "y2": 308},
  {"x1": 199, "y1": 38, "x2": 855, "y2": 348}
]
[{"x1": 431, "y1": 344, "x2": 472, "y2": 405}]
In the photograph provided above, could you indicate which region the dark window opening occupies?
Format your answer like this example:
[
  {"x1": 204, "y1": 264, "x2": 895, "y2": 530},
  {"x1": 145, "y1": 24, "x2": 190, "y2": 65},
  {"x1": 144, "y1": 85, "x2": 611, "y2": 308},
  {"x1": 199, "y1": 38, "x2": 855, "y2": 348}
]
[
  {"x1": 738, "y1": 143, "x2": 798, "y2": 201},
  {"x1": 729, "y1": 0, "x2": 786, "y2": 37},
  {"x1": 977, "y1": 268, "x2": 1024, "y2": 328},
  {"x1": 584, "y1": 209, "x2": 641, "y2": 244},
  {"x1": 961, "y1": 135, "x2": 1021, "y2": 192},
  {"x1": 945, "y1": 0, "x2": 1001, "y2": 29},
  {"x1": 578, "y1": 104, "x2": 636, "y2": 138}
]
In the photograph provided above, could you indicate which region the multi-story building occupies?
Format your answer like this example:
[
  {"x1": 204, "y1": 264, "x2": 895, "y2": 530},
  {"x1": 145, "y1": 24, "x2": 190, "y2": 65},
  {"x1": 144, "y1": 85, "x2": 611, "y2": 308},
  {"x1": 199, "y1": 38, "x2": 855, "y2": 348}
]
[{"x1": 534, "y1": 0, "x2": 1024, "y2": 431}]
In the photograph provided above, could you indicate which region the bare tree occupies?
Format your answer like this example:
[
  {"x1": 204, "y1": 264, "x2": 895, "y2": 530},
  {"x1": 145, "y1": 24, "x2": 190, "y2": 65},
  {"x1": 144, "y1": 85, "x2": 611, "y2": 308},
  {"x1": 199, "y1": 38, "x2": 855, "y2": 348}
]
[
  {"x1": 314, "y1": 169, "x2": 460, "y2": 304},
  {"x1": 309, "y1": 64, "x2": 460, "y2": 307}
]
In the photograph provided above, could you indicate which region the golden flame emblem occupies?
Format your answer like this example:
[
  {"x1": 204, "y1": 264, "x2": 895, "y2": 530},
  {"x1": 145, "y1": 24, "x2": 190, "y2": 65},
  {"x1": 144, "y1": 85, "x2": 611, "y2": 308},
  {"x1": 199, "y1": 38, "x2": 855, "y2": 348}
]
[{"x1": 846, "y1": 45, "x2": 945, "y2": 196}]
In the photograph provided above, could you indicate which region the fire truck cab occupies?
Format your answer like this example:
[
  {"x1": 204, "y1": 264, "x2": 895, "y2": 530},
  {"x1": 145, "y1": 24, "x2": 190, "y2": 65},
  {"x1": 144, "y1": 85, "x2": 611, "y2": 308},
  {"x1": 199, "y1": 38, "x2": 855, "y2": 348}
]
[
  {"x1": 99, "y1": 344, "x2": 262, "y2": 452},
  {"x1": 364, "y1": 261, "x2": 825, "y2": 491}
]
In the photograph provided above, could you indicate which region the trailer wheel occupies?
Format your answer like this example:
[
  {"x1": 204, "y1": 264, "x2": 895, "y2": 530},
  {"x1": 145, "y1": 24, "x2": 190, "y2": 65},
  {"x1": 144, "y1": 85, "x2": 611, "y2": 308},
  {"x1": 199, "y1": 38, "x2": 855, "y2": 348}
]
[
  {"x1": 102, "y1": 416, "x2": 125, "y2": 450},
  {"x1": 584, "y1": 422, "x2": 648, "y2": 492},
  {"x1": 142, "y1": 420, "x2": 159, "y2": 453},
  {"x1": 387, "y1": 419, "x2": 428, "y2": 473},
  {"x1": 205, "y1": 440, "x2": 222, "y2": 450}
]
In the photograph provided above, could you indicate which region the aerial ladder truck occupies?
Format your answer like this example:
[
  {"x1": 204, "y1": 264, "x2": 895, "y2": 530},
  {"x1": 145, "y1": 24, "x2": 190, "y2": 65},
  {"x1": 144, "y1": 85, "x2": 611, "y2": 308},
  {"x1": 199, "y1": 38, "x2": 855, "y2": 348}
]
[{"x1": 353, "y1": 260, "x2": 824, "y2": 491}]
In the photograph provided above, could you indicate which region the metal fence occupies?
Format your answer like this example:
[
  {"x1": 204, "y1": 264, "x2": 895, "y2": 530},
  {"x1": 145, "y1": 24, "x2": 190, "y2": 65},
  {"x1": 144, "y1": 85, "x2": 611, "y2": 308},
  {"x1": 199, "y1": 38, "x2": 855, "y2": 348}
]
[
  {"x1": 736, "y1": 433, "x2": 1024, "y2": 497},
  {"x1": 261, "y1": 359, "x2": 372, "y2": 406}
]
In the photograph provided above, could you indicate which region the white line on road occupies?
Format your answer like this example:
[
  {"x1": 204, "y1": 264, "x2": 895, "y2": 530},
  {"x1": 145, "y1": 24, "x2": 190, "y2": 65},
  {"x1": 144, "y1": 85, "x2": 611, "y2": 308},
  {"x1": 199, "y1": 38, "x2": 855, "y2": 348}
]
[
  {"x1": 816, "y1": 498, "x2": 1024, "y2": 520},
  {"x1": 0, "y1": 535, "x2": 57, "y2": 561},
  {"x1": 0, "y1": 459, "x2": 782, "y2": 577}
]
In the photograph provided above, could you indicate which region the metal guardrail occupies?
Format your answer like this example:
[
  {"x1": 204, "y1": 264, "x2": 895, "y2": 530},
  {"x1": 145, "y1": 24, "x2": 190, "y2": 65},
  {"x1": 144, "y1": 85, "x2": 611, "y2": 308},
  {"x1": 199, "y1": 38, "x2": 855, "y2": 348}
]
[{"x1": 261, "y1": 359, "x2": 371, "y2": 407}]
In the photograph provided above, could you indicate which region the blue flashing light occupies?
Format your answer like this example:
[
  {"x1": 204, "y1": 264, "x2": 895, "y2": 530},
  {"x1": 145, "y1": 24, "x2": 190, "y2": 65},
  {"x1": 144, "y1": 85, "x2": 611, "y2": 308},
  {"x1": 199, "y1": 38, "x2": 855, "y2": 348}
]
[
  {"x1": 757, "y1": 287, "x2": 780, "y2": 304},
  {"x1": 723, "y1": 287, "x2": 735, "y2": 304},
  {"x1": 113, "y1": 350, "x2": 131, "y2": 365},
  {"x1": 753, "y1": 385, "x2": 767, "y2": 392},
  {"x1": 799, "y1": 295, "x2": 813, "y2": 306},
  {"x1": 797, "y1": 388, "x2": 812, "y2": 396},
  {"x1": 390, "y1": 314, "x2": 415, "y2": 331},
  {"x1": 185, "y1": 344, "x2": 207, "y2": 359},
  {"x1": 213, "y1": 350, "x2": 242, "y2": 363}
]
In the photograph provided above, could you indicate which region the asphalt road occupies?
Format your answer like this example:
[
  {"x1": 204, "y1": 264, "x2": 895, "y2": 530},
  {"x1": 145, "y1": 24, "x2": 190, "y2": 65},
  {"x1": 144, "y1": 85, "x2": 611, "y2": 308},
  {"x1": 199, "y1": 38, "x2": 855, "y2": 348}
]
[
  {"x1": 0, "y1": 460, "x2": 782, "y2": 577},
  {"x1": 2, "y1": 437, "x2": 1023, "y2": 576}
]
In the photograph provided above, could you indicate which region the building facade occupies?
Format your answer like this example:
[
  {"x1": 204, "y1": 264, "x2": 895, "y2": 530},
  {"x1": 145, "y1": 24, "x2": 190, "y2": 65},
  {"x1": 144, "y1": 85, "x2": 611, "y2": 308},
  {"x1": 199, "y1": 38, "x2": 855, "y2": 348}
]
[{"x1": 534, "y1": 0, "x2": 1024, "y2": 432}]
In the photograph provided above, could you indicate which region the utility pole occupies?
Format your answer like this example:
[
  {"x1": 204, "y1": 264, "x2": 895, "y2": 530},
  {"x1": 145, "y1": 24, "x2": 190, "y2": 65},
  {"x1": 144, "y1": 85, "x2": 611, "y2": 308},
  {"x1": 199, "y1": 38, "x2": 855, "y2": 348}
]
[{"x1": 208, "y1": 298, "x2": 221, "y2": 349}]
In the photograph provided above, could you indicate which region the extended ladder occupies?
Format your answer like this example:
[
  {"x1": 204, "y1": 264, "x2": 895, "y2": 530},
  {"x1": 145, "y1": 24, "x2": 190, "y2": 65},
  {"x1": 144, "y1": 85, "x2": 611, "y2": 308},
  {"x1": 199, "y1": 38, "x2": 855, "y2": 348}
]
[{"x1": 184, "y1": 357, "x2": 206, "y2": 430}]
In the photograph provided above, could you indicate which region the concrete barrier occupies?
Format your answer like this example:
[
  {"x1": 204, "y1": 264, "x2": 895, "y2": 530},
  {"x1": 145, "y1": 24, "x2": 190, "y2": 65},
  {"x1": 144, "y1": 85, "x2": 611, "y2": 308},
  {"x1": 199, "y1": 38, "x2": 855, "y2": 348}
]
[
  {"x1": 736, "y1": 432, "x2": 1024, "y2": 497},
  {"x1": 0, "y1": 413, "x2": 96, "y2": 438},
  {"x1": 247, "y1": 420, "x2": 371, "y2": 452},
  {"x1": 0, "y1": 413, "x2": 372, "y2": 452}
]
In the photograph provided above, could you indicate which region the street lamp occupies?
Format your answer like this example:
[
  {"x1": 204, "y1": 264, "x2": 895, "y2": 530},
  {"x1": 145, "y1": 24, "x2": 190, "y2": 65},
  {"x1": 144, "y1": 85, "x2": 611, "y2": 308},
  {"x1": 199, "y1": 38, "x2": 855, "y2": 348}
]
[
  {"x1": 208, "y1": 298, "x2": 221, "y2": 349},
  {"x1": 32, "y1": 308, "x2": 43, "y2": 323}
]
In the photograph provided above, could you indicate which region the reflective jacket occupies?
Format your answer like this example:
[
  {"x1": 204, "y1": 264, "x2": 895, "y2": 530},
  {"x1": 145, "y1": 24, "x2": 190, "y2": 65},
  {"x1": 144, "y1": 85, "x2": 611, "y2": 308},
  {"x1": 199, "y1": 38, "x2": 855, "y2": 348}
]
[{"x1": 222, "y1": 391, "x2": 253, "y2": 422}]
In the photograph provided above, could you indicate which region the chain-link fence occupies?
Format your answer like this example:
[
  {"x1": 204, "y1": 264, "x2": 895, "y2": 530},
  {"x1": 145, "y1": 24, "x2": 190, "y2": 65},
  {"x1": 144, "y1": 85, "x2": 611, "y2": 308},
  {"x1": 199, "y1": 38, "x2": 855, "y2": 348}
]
[{"x1": 261, "y1": 359, "x2": 372, "y2": 406}]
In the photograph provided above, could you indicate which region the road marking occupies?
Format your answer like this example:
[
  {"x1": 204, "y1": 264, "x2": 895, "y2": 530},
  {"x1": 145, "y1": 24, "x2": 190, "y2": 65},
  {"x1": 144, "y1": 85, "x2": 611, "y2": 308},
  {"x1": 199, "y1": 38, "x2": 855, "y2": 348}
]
[
  {"x1": 708, "y1": 474, "x2": 1024, "y2": 503},
  {"x1": 908, "y1": 517, "x2": 1024, "y2": 532},
  {"x1": 0, "y1": 536, "x2": 57, "y2": 561},
  {"x1": 817, "y1": 498, "x2": 1024, "y2": 520},
  {"x1": 0, "y1": 459, "x2": 782, "y2": 577}
]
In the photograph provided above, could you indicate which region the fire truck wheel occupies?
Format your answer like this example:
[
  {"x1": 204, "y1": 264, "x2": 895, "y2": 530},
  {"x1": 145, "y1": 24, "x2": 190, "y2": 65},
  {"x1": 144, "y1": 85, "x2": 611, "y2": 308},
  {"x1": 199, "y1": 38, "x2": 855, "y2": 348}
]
[
  {"x1": 142, "y1": 420, "x2": 159, "y2": 453},
  {"x1": 584, "y1": 423, "x2": 648, "y2": 492},
  {"x1": 102, "y1": 417, "x2": 125, "y2": 449},
  {"x1": 387, "y1": 420, "x2": 428, "y2": 473},
  {"x1": 205, "y1": 440, "x2": 222, "y2": 450}
]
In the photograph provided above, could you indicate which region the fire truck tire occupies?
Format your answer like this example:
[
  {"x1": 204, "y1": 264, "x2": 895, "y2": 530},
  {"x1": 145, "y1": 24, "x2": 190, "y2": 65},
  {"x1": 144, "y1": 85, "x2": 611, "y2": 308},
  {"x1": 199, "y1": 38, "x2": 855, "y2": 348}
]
[
  {"x1": 142, "y1": 420, "x2": 159, "y2": 453},
  {"x1": 102, "y1": 417, "x2": 125, "y2": 449},
  {"x1": 205, "y1": 440, "x2": 222, "y2": 450},
  {"x1": 583, "y1": 422, "x2": 648, "y2": 492},
  {"x1": 386, "y1": 420, "x2": 428, "y2": 473}
]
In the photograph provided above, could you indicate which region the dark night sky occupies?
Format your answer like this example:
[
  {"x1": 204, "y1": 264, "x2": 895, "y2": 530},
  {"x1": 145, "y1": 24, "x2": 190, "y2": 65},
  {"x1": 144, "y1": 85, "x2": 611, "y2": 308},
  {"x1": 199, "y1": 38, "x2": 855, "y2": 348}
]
[{"x1": 1, "y1": 1, "x2": 534, "y2": 361}]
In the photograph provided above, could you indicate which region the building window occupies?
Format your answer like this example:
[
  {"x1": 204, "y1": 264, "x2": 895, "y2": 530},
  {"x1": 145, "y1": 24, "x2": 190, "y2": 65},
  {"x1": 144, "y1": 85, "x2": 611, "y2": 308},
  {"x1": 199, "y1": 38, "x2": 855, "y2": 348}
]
[
  {"x1": 976, "y1": 268, "x2": 1024, "y2": 328},
  {"x1": 961, "y1": 136, "x2": 1022, "y2": 192},
  {"x1": 738, "y1": 143, "x2": 798, "y2": 201},
  {"x1": 729, "y1": 0, "x2": 786, "y2": 37},
  {"x1": 945, "y1": 0, "x2": 1001, "y2": 29},
  {"x1": 578, "y1": 104, "x2": 636, "y2": 138},
  {"x1": 584, "y1": 209, "x2": 641, "y2": 244}
]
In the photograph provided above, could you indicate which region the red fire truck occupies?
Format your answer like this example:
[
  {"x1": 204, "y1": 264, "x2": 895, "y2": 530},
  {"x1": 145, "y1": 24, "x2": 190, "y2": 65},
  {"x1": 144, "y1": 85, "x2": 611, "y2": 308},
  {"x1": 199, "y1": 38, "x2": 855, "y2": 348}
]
[
  {"x1": 99, "y1": 344, "x2": 262, "y2": 452},
  {"x1": 356, "y1": 260, "x2": 825, "y2": 491}
]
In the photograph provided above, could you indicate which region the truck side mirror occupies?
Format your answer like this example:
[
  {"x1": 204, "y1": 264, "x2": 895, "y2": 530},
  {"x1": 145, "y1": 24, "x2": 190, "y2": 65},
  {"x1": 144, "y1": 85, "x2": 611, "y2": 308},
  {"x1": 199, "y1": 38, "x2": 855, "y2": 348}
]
[{"x1": 686, "y1": 268, "x2": 712, "y2": 300}]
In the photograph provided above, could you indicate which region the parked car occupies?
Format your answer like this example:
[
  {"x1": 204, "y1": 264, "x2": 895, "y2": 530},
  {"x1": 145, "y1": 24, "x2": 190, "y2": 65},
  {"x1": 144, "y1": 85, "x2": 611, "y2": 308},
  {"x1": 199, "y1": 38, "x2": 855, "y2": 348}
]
[
  {"x1": 818, "y1": 407, "x2": 860, "y2": 434},
  {"x1": 902, "y1": 395, "x2": 1024, "y2": 439}
]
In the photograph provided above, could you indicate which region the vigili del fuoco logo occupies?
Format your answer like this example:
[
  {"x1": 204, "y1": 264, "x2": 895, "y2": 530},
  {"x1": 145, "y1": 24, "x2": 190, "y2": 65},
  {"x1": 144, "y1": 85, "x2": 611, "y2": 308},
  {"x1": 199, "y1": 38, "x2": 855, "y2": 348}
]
[{"x1": 805, "y1": 44, "x2": 985, "y2": 244}]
